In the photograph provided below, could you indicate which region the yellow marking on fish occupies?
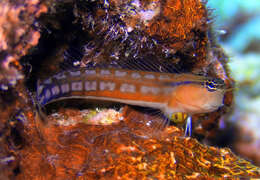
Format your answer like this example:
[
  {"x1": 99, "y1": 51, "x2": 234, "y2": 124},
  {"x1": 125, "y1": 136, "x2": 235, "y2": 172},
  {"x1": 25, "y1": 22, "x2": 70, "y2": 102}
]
[{"x1": 170, "y1": 112, "x2": 188, "y2": 124}]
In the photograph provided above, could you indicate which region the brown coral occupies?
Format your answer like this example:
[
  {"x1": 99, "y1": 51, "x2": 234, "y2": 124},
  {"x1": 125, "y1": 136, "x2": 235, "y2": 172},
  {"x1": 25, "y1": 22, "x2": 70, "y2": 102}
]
[
  {"x1": 14, "y1": 106, "x2": 260, "y2": 179},
  {"x1": 0, "y1": 0, "x2": 47, "y2": 90}
]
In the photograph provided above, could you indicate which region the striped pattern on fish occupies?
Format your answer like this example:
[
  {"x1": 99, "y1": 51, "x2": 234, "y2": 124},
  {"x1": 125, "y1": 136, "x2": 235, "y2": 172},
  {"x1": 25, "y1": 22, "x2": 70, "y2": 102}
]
[{"x1": 37, "y1": 68, "x2": 226, "y2": 119}]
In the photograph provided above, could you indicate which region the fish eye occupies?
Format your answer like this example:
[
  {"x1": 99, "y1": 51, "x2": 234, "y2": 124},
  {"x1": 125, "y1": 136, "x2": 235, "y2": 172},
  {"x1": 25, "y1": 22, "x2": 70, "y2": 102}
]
[{"x1": 205, "y1": 80, "x2": 217, "y2": 92}]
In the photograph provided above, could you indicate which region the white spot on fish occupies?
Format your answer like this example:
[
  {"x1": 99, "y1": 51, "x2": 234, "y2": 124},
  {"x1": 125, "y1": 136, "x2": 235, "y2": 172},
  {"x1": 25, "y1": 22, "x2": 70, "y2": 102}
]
[
  {"x1": 120, "y1": 83, "x2": 136, "y2": 93},
  {"x1": 144, "y1": 74, "x2": 155, "y2": 79},
  {"x1": 69, "y1": 71, "x2": 81, "y2": 77},
  {"x1": 131, "y1": 72, "x2": 141, "y2": 79},
  {"x1": 85, "y1": 70, "x2": 96, "y2": 75},
  {"x1": 158, "y1": 75, "x2": 170, "y2": 80},
  {"x1": 61, "y1": 84, "x2": 70, "y2": 93},
  {"x1": 100, "y1": 81, "x2": 115, "y2": 91},
  {"x1": 71, "y1": 81, "x2": 83, "y2": 91},
  {"x1": 100, "y1": 69, "x2": 111, "y2": 75},
  {"x1": 85, "y1": 81, "x2": 97, "y2": 91},
  {"x1": 140, "y1": 86, "x2": 160, "y2": 95},
  {"x1": 51, "y1": 85, "x2": 60, "y2": 96},
  {"x1": 115, "y1": 70, "x2": 127, "y2": 77},
  {"x1": 163, "y1": 87, "x2": 173, "y2": 95}
]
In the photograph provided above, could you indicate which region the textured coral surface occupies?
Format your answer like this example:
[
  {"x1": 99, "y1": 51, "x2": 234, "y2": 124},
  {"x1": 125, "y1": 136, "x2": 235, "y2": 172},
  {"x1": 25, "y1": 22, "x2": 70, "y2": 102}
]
[
  {"x1": 15, "y1": 107, "x2": 260, "y2": 179},
  {"x1": 0, "y1": 0, "x2": 47, "y2": 179},
  {"x1": 0, "y1": 0, "x2": 259, "y2": 179}
]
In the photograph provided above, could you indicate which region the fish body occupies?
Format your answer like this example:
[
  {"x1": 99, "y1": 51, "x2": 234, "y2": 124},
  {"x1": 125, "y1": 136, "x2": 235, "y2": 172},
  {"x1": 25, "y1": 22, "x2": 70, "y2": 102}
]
[{"x1": 37, "y1": 68, "x2": 225, "y2": 119}]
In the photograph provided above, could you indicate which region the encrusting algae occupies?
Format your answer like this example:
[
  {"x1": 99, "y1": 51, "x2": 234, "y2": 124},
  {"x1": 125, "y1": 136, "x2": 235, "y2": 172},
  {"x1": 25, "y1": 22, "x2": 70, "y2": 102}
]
[{"x1": 0, "y1": 0, "x2": 259, "y2": 179}]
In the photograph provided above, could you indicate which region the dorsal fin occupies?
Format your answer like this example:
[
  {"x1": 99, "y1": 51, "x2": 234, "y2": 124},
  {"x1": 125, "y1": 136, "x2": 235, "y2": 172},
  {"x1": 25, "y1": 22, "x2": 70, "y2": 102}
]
[{"x1": 60, "y1": 46, "x2": 184, "y2": 73}]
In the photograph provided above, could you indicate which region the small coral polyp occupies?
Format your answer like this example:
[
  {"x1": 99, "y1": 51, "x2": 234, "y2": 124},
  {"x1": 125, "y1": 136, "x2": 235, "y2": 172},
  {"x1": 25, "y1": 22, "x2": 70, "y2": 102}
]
[{"x1": 49, "y1": 108, "x2": 123, "y2": 126}]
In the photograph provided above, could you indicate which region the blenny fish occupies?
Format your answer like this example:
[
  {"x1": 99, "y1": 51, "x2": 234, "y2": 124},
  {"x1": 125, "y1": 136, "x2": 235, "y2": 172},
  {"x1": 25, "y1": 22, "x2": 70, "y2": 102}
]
[{"x1": 36, "y1": 67, "x2": 226, "y2": 135}]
